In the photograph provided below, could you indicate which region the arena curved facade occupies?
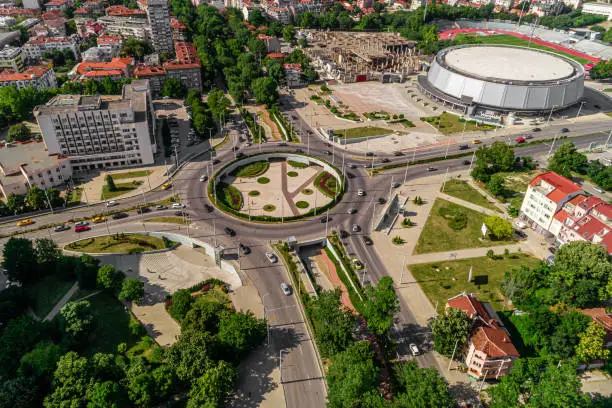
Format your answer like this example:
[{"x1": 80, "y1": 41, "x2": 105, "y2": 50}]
[{"x1": 418, "y1": 44, "x2": 585, "y2": 114}]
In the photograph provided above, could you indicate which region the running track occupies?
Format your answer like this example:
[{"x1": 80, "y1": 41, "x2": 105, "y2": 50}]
[{"x1": 439, "y1": 28, "x2": 601, "y2": 63}]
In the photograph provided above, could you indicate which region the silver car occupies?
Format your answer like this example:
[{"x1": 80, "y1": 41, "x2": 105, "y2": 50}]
[{"x1": 280, "y1": 282, "x2": 292, "y2": 296}]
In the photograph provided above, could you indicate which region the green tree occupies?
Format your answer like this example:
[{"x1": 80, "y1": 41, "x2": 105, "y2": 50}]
[
  {"x1": 430, "y1": 307, "x2": 471, "y2": 357},
  {"x1": 6, "y1": 193, "x2": 25, "y2": 213},
  {"x1": 327, "y1": 341, "x2": 379, "y2": 408},
  {"x1": 282, "y1": 24, "x2": 296, "y2": 43},
  {"x1": 118, "y1": 278, "x2": 144, "y2": 302},
  {"x1": 44, "y1": 351, "x2": 91, "y2": 408},
  {"x1": 0, "y1": 376, "x2": 40, "y2": 408},
  {"x1": 361, "y1": 276, "x2": 399, "y2": 336},
  {"x1": 26, "y1": 185, "x2": 47, "y2": 210},
  {"x1": 76, "y1": 254, "x2": 100, "y2": 290},
  {"x1": 393, "y1": 361, "x2": 454, "y2": 408},
  {"x1": 487, "y1": 173, "x2": 506, "y2": 197},
  {"x1": 217, "y1": 310, "x2": 266, "y2": 360},
  {"x1": 310, "y1": 289, "x2": 357, "y2": 357},
  {"x1": 587, "y1": 160, "x2": 612, "y2": 191},
  {"x1": 105, "y1": 175, "x2": 117, "y2": 192},
  {"x1": 151, "y1": 365, "x2": 176, "y2": 399},
  {"x1": 207, "y1": 89, "x2": 231, "y2": 122},
  {"x1": 60, "y1": 300, "x2": 94, "y2": 340},
  {"x1": 0, "y1": 315, "x2": 43, "y2": 377},
  {"x1": 161, "y1": 78, "x2": 187, "y2": 98},
  {"x1": 575, "y1": 321, "x2": 611, "y2": 364},
  {"x1": 35, "y1": 237, "x2": 61, "y2": 272},
  {"x1": 471, "y1": 142, "x2": 515, "y2": 182},
  {"x1": 121, "y1": 38, "x2": 153, "y2": 60},
  {"x1": 181, "y1": 296, "x2": 226, "y2": 333},
  {"x1": 2, "y1": 237, "x2": 37, "y2": 284},
  {"x1": 96, "y1": 265, "x2": 126, "y2": 293},
  {"x1": 187, "y1": 360, "x2": 237, "y2": 408},
  {"x1": 484, "y1": 215, "x2": 513, "y2": 240},
  {"x1": 19, "y1": 341, "x2": 63, "y2": 379},
  {"x1": 168, "y1": 289, "x2": 193, "y2": 321},
  {"x1": 548, "y1": 142, "x2": 588, "y2": 176},
  {"x1": 88, "y1": 381, "x2": 127, "y2": 408},
  {"x1": 251, "y1": 77, "x2": 278, "y2": 107},
  {"x1": 7, "y1": 123, "x2": 32, "y2": 142},
  {"x1": 166, "y1": 330, "x2": 215, "y2": 382}
]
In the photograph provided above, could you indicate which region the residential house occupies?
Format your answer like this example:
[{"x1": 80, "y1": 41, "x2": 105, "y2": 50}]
[{"x1": 0, "y1": 65, "x2": 57, "y2": 90}]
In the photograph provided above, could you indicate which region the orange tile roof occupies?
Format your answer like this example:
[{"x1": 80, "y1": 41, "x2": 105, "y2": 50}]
[
  {"x1": 284, "y1": 63, "x2": 302, "y2": 71},
  {"x1": 447, "y1": 293, "x2": 489, "y2": 320},
  {"x1": 553, "y1": 209, "x2": 570, "y2": 223},
  {"x1": 0, "y1": 66, "x2": 50, "y2": 82},
  {"x1": 530, "y1": 171, "x2": 582, "y2": 203},
  {"x1": 134, "y1": 64, "x2": 165, "y2": 76},
  {"x1": 83, "y1": 69, "x2": 123, "y2": 77},
  {"x1": 105, "y1": 5, "x2": 146, "y2": 16},
  {"x1": 97, "y1": 34, "x2": 122, "y2": 46},
  {"x1": 267, "y1": 52, "x2": 284, "y2": 59},
  {"x1": 171, "y1": 17, "x2": 186, "y2": 30},
  {"x1": 594, "y1": 203, "x2": 612, "y2": 219},
  {"x1": 77, "y1": 57, "x2": 134, "y2": 75},
  {"x1": 46, "y1": 0, "x2": 67, "y2": 6},
  {"x1": 163, "y1": 41, "x2": 200, "y2": 70},
  {"x1": 472, "y1": 326, "x2": 519, "y2": 358},
  {"x1": 580, "y1": 308, "x2": 612, "y2": 332},
  {"x1": 74, "y1": 8, "x2": 90, "y2": 14},
  {"x1": 26, "y1": 35, "x2": 71, "y2": 45}
]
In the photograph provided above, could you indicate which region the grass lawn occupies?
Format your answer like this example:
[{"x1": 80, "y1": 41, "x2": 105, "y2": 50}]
[
  {"x1": 217, "y1": 183, "x2": 243, "y2": 210},
  {"x1": 442, "y1": 179, "x2": 501, "y2": 212},
  {"x1": 409, "y1": 253, "x2": 541, "y2": 311},
  {"x1": 144, "y1": 216, "x2": 187, "y2": 225},
  {"x1": 66, "y1": 187, "x2": 83, "y2": 206},
  {"x1": 414, "y1": 198, "x2": 516, "y2": 254},
  {"x1": 494, "y1": 171, "x2": 539, "y2": 195},
  {"x1": 152, "y1": 194, "x2": 180, "y2": 206},
  {"x1": 26, "y1": 275, "x2": 75, "y2": 318},
  {"x1": 82, "y1": 292, "x2": 143, "y2": 356},
  {"x1": 65, "y1": 233, "x2": 173, "y2": 253},
  {"x1": 314, "y1": 171, "x2": 340, "y2": 198},
  {"x1": 110, "y1": 170, "x2": 153, "y2": 180},
  {"x1": 421, "y1": 113, "x2": 496, "y2": 135},
  {"x1": 477, "y1": 35, "x2": 590, "y2": 65},
  {"x1": 332, "y1": 126, "x2": 392, "y2": 139},
  {"x1": 287, "y1": 160, "x2": 308, "y2": 169},
  {"x1": 231, "y1": 160, "x2": 269, "y2": 178},
  {"x1": 101, "y1": 181, "x2": 142, "y2": 200}
]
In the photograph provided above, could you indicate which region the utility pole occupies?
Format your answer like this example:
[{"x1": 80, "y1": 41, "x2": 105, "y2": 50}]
[
  {"x1": 441, "y1": 167, "x2": 450, "y2": 192},
  {"x1": 575, "y1": 100, "x2": 586, "y2": 118},
  {"x1": 447, "y1": 338, "x2": 460, "y2": 371},
  {"x1": 605, "y1": 129, "x2": 612, "y2": 148},
  {"x1": 547, "y1": 133, "x2": 559, "y2": 158},
  {"x1": 371, "y1": 203, "x2": 377, "y2": 231},
  {"x1": 43, "y1": 188, "x2": 54, "y2": 214},
  {"x1": 468, "y1": 149, "x2": 476, "y2": 171}
]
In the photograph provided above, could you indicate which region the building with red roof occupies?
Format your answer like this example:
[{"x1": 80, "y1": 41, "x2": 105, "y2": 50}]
[
  {"x1": 581, "y1": 308, "x2": 612, "y2": 348},
  {"x1": 76, "y1": 56, "x2": 134, "y2": 79},
  {"x1": 519, "y1": 171, "x2": 583, "y2": 234},
  {"x1": 133, "y1": 63, "x2": 165, "y2": 94},
  {"x1": 0, "y1": 65, "x2": 57, "y2": 90},
  {"x1": 446, "y1": 293, "x2": 519, "y2": 380},
  {"x1": 162, "y1": 41, "x2": 202, "y2": 93},
  {"x1": 45, "y1": 0, "x2": 70, "y2": 11},
  {"x1": 105, "y1": 5, "x2": 146, "y2": 17},
  {"x1": 24, "y1": 35, "x2": 79, "y2": 61},
  {"x1": 170, "y1": 17, "x2": 187, "y2": 41}
]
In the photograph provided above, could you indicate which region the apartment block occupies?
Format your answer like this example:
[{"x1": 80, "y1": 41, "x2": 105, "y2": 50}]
[
  {"x1": 22, "y1": 0, "x2": 41, "y2": 9},
  {"x1": 23, "y1": 36, "x2": 79, "y2": 61},
  {"x1": 162, "y1": 41, "x2": 202, "y2": 93},
  {"x1": 519, "y1": 171, "x2": 582, "y2": 234},
  {"x1": 34, "y1": 80, "x2": 157, "y2": 171},
  {"x1": 0, "y1": 45, "x2": 25, "y2": 72},
  {"x1": 446, "y1": 293, "x2": 519, "y2": 381},
  {"x1": 147, "y1": 0, "x2": 173, "y2": 55},
  {"x1": 97, "y1": 16, "x2": 151, "y2": 41},
  {"x1": 0, "y1": 65, "x2": 57, "y2": 90}
]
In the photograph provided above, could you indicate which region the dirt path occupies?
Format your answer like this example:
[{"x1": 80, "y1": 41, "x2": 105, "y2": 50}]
[
  {"x1": 319, "y1": 249, "x2": 356, "y2": 313},
  {"x1": 280, "y1": 161, "x2": 300, "y2": 216},
  {"x1": 258, "y1": 106, "x2": 283, "y2": 141}
]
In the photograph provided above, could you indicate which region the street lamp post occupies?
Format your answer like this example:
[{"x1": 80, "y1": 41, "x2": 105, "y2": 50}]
[
  {"x1": 546, "y1": 105, "x2": 558, "y2": 127},
  {"x1": 262, "y1": 293, "x2": 271, "y2": 346},
  {"x1": 279, "y1": 349, "x2": 289, "y2": 383},
  {"x1": 576, "y1": 100, "x2": 586, "y2": 118}
]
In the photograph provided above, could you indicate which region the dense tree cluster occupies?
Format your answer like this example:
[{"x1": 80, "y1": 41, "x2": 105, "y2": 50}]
[
  {"x1": 548, "y1": 142, "x2": 611, "y2": 191},
  {"x1": 185, "y1": 90, "x2": 215, "y2": 139}
]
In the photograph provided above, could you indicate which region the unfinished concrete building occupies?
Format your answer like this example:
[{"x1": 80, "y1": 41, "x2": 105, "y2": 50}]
[{"x1": 303, "y1": 30, "x2": 420, "y2": 83}]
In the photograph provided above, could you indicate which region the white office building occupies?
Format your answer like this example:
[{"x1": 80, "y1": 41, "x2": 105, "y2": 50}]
[{"x1": 34, "y1": 80, "x2": 157, "y2": 171}]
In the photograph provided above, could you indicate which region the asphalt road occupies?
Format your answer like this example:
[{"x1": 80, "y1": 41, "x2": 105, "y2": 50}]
[{"x1": 2, "y1": 113, "x2": 611, "y2": 407}]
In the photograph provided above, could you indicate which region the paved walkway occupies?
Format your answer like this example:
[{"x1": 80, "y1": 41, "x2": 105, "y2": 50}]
[
  {"x1": 438, "y1": 192, "x2": 504, "y2": 217},
  {"x1": 319, "y1": 249, "x2": 356, "y2": 312},
  {"x1": 467, "y1": 179, "x2": 507, "y2": 213},
  {"x1": 43, "y1": 281, "x2": 79, "y2": 322},
  {"x1": 280, "y1": 162, "x2": 300, "y2": 216},
  {"x1": 408, "y1": 244, "x2": 524, "y2": 265}
]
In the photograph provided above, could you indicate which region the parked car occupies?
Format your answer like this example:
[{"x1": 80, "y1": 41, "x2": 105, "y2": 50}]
[
  {"x1": 54, "y1": 224, "x2": 71, "y2": 232},
  {"x1": 427, "y1": 167, "x2": 437, "y2": 171},
  {"x1": 265, "y1": 252, "x2": 278, "y2": 263},
  {"x1": 224, "y1": 227, "x2": 236, "y2": 236},
  {"x1": 513, "y1": 220, "x2": 527, "y2": 229},
  {"x1": 458, "y1": 144, "x2": 469, "y2": 150},
  {"x1": 280, "y1": 282, "x2": 292, "y2": 296},
  {"x1": 204, "y1": 204, "x2": 214, "y2": 212},
  {"x1": 136, "y1": 207, "x2": 151, "y2": 214},
  {"x1": 75, "y1": 221, "x2": 89, "y2": 227},
  {"x1": 560, "y1": 128, "x2": 569, "y2": 133},
  {"x1": 106, "y1": 200, "x2": 118, "y2": 207},
  {"x1": 239, "y1": 243, "x2": 250, "y2": 255},
  {"x1": 409, "y1": 343, "x2": 420, "y2": 356},
  {"x1": 514, "y1": 137, "x2": 526, "y2": 144},
  {"x1": 112, "y1": 212, "x2": 128, "y2": 220},
  {"x1": 363, "y1": 236, "x2": 373, "y2": 245},
  {"x1": 16, "y1": 219, "x2": 34, "y2": 227},
  {"x1": 593, "y1": 186, "x2": 604, "y2": 194},
  {"x1": 171, "y1": 203, "x2": 185, "y2": 209},
  {"x1": 75, "y1": 225, "x2": 90, "y2": 233},
  {"x1": 155, "y1": 205, "x2": 168, "y2": 210}
]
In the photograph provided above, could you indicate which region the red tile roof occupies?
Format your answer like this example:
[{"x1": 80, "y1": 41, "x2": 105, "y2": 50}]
[
  {"x1": 163, "y1": 41, "x2": 200, "y2": 70},
  {"x1": 97, "y1": 35, "x2": 122, "y2": 46},
  {"x1": 472, "y1": 326, "x2": 519, "y2": 358},
  {"x1": 77, "y1": 57, "x2": 134, "y2": 75},
  {"x1": 594, "y1": 203, "x2": 612, "y2": 219},
  {"x1": 529, "y1": 171, "x2": 582, "y2": 203},
  {"x1": 134, "y1": 64, "x2": 165, "y2": 76},
  {"x1": 26, "y1": 35, "x2": 71, "y2": 45},
  {"x1": 581, "y1": 308, "x2": 612, "y2": 333},
  {"x1": 106, "y1": 5, "x2": 146, "y2": 16},
  {"x1": 553, "y1": 209, "x2": 570, "y2": 223},
  {"x1": 267, "y1": 52, "x2": 284, "y2": 59},
  {"x1": 83, "y1": 69, "x2": 123, "y2": 77},
  {"x1": 573, "y1": 215, "x2": 609, "y2": 243},
  {"x1": 447, "y1": 293, "x2": 489, "y2": 320},
  {"x1": 171, "y1": 17, "x2": 186, "y2": 30},
  {"x1": 0, "y1": 66, "x2": 51, "y2": 82}
]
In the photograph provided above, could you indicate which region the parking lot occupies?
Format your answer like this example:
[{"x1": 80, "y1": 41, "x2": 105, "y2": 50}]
[{"x1": 154, "y1": 98, "x2": 202, "y2": 160}]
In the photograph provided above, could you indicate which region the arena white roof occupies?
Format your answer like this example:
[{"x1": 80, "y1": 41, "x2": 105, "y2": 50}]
[{"x1": 444, "y1": 46, "x2": 575, "y2": 82}]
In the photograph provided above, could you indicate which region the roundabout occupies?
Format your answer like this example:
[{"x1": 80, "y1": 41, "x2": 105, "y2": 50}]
[{"x1": 209, "y1": 152, "x2": 345, "y2": 222}]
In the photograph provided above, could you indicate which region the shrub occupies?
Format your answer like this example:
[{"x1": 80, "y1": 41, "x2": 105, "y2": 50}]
[
  {"x1": 296, "y1": 201, "x2": 309, "y2": 209},
  {"x1": 230, "y1": 160, "x2": 269, "y2": 178},
  {"x1": 392, "y1": 236, "x2": 405, "y2": 245},
  {"x1": 302, "y1": 188, "x2": 313, "y2": 195},
  {"x1": 287, "y1": 171, "x2": 298, "y2": 177},
  {"x1": 287, "y1": 160, "x2": 308, "y2": 168},
  {"x1": 487, "y1": 249, "x2": 495, "y2": 259},
  {"x1": 401, "y1": 218, "x2": 413, "y2": 228},
  {"x1": 248, "y1": 190, "x2": 260, "y2": 197},
  {"x1": 257, "y1": 177, "x2": 270, "y2": 184},
  {"x1": 263, "y1": 204, "x2": 275, "y2": 212}
]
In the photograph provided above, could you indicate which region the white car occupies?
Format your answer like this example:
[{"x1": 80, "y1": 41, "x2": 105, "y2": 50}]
[
  {"x1": 513, "y1": 220, "x2": 527, "y2": 229},
  {"x1": 106, "y1": 200, "x2": 118, "y2": 207},
  {"x1": 199, "y1": 175, "x2": 208, "y2": 182},
  {"x1": 409, "y1": 343, "x2": 419, "y2": 356},
  {"x1": 171, "y1": 203, "x2": 185, "y2": 209},
  {"x1": 265, "y1": 252, "x2": 278, "y2": 263},
  {"x1": 280, "y1": 282, "x2": 292, "y2": 296},
  {"x1": 357, "y1": 189, "x2": 365, "y2": 196},
  {"x1": 75, "y1": 221, "x2": 89, "y2": 227}
]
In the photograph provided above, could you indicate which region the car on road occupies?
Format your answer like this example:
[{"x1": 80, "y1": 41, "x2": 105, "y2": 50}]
[
  {"x1": 392, "y1": 181, "x2": 400, "y2": 188},
  {"x1": 394, "y1": 151, "x2": 404, "y2": 156},
  {"x1": 532, "y1": 127, "x2": 541, "y2": 132},
  {"x1": 381, "y1": 158, "x2": 390, "y2": 163},
  {"x1": 92, "y1": 216, "x2": 105, "y2": 223},
  {"x1": 352, "y1": 224, "x2": 360, "y2": 232},
  {"x1": 295, "y1": 149, "x2": 303, "y2": 153},
  {"x1": 339, "y1": 229, "x2": 349, "y2": 239},
  {"x1": 472, "y1": 139, "x2": 481, "y2": 145},
  {"x1": 365, "y1": 152, "x2": 374, "y2": 157},
  {"x1": 463, "y1": 160, "x2": 471, "y2": 165},
  {"x1": 409, "y1": 343, "x2": 420, "y2": 356},
  {"x1": 377, "y1": 197, "x2": 386, "y2": 205},
  {"x1": 346, "y1": 172, "x2": 355, "y2": 179},
  {"x1": 278, "y1": 142, "x2": 288, "y2": 146},
  {"x1": 427, "y1": 167, "x2": 437, "y2": 171},
  {"x1": 320, "y1": 215, "x2": 329, "y2": 223},
  {"x1": 514, "y1": 137, "x2": 526, "y2": 144},
  {"x1": 239, "y1": 243, "x2": 250, "y2": 255},
  {"x1": 524, "y1": 134, "x2": 533, "y2": 140},
  {"x1": 513, "y1": 220, "x2": 527, "y2": 229},
  {"x1": 560, "y1": 128, "x2": 569, "y2": 133},
  {"x1": 75, "y1": 225, "x2": 90, "y2": 233},
  {"x1": 363, "y1": 236, "x2": 373, "y2": 245},
  {"x1": 224, "y1": 227, "x2": 236, "y2": 236},
  {"x1": 136, "y1": 207, "x2": 151, "y2": 214},
  {"x1": 593, "y1": 186, "x2": 604, "y2": 194},
  {"x1": 323, "y1": 150, "x2": 331, "y2": 155},
  {"x1": 357, "y1": 189, "x2": 365, "y2": 196},
  {"x1": 347, "y1": 208, "x2": 357, "y2": 214},
  {"x1": 171, "y1": 203, "x2": 185, "y2": 209},
  {"x1": 213, "y1": 159, "x2": 220, "y2": 165},
  {"x1": 54, "y1": 224, "x2": 71, "y2": 232},
  {"x1": 106, "y1": 200, "x2": 118, "y2": 207},
  {"x1": 200, "y1": 175, "x2": 208, "y2": 182},
  {"x1": 280, "y1": 282, "x2": 292, "y2": 296},
  {"x1": 352, "y1": 259, "x2": 363, "y2": 270},
  {"x1": 204, "y1": 204, "x2": 214, "y2": 212},
  {"x1": 236, "y1": 152, "x2": 245, "y2": 158},
  {"x1": 112, "y1": 212, "x2": 128, "y2": 220},
  {"x1": 458, "y1": 144, "x2": 469, "y2": 150},
  {"x1": 348, "y1": 164, "x2": 356, "y2": 169},
  {"x1": 174, "y1": 211, "x2": 187, "y2": 217},
  {"x1": 548, "y1": 246, "x2": 557, "y2": 254},
  {"x1": 161, "y1": 183, "x2": 172, "y2": 190},
  {"x1": 16, "y1": 219, "x2": 34, "y2": 227},
  {"x1": 75, "y1": 221, "x2": 89, "y2": 227},
  {"x1": 266, "y1": 251, "x2": 278, "y2": 263},
  {"x1": 155, "y1": 205, "x2": 168, "y2": 210}
]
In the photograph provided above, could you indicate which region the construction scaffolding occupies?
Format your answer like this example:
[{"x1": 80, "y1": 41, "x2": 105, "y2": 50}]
[{"x1": 303, "y1": 30, "x2": 421, "y2": 83}]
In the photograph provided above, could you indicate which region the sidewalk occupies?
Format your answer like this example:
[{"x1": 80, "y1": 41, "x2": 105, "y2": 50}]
[
  {"x1": 438, "y1": 192, "x2": 501, "y2": 217},
  {"x1": 43, "y1": 281, "x2": 79, "y2": 322}
]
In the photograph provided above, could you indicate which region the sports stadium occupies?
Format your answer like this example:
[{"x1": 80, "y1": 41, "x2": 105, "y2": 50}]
[{"x1": 418, "y1": 44, "x2": 585, "y2": 116}]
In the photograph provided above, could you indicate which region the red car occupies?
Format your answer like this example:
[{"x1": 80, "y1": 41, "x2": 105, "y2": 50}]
[
  {"x1": 514, "y1": 137, "x2": 526, "y2": 144},
  {"x1": 75, "y1": 225, "x2": 90, "y2": 233}
]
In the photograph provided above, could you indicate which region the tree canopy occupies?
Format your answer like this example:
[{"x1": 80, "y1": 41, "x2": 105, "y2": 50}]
[
  {"x1": 361, "y1": 276, "x2": 399, "y2": 336},
  {"x1": 430, "y1": 307, "x2": 471, "y2": 358},
  {"x1": 547, "y1": 142, "x2": 588, "y2": 177}
]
